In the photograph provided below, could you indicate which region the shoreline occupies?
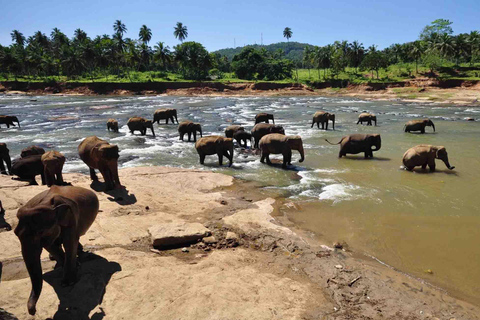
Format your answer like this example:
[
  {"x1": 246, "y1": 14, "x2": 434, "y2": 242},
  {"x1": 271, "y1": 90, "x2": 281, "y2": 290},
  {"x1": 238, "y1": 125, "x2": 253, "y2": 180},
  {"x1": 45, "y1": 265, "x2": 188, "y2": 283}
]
[{"x1": 1, "y1": 167, "x2": 479, "y2": 319}]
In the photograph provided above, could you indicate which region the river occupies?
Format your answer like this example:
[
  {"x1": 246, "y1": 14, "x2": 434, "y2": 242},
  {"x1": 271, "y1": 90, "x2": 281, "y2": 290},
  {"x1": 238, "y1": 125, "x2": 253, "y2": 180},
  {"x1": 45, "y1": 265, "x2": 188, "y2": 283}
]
[{"x1": 1, "y1": 94, "x2": 479, "y2": 304}]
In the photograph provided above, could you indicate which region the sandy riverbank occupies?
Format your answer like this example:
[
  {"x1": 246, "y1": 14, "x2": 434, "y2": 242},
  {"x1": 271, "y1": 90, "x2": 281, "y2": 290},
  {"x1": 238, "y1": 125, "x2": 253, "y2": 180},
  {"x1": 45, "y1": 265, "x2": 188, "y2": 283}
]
[{"x1": 0, "y1": 167, "x2": 479, "y2": 319}]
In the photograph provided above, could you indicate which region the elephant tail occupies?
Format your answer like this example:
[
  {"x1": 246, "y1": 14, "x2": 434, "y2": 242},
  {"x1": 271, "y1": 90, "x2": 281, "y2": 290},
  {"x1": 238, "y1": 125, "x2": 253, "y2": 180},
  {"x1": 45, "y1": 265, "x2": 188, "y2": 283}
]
[{"x1": 325, "y1": 138, "x2": 342, "y2": 145}]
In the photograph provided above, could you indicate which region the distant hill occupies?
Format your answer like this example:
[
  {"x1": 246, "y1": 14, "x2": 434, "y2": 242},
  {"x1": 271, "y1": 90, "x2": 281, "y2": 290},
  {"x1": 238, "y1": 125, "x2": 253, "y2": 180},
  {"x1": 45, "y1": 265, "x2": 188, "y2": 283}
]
[{"x1": 213, "y1": 41, "x2": 312, "y2": 62}]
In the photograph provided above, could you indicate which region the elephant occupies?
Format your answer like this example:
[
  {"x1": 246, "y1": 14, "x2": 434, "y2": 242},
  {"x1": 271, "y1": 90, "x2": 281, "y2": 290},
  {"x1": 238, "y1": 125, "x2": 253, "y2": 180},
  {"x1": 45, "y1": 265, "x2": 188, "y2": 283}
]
[
  {"x1": 259, "y1": 134, "x2": 305, "y2": 168},
  {"x1": 326, "y1": 134, "x2": 381, "y2": 158},
  {"x1": 178, "y1": 121, "x2": 202, "y2": 142},
  {"x1": 41, "y1": 151, "x2": 65, "y2": 186},
  {"x1": 357, "y1": 113, "x2": 377, "y2": 126},
  {"x1": 78, "y1": 136, "x2": 121, "y2": 191},
  {"x1": 127, "y1": 117, "x2": 155, "y2": 136},
  {"x1": 251, "y1": 123, "x2": 285, "y2": 148},
  {"x1": 404, "y1": 119, "x2": 435, "y2": 133},
  {"x1": 0, "y1": 201, "x2": 12, "y2": 231},
  {"x1": 0, "y1": 115, "x2": 20, "y2": 128},
  {"x1": 0, "y1": 143, "x2": 12, "y2": 175},
  {"x1": 14, "y1": 185, "x2": 99, "y2": 315},
  {"x1": 21, "y1": 145, "x2": 45, "y2": 158},
  {"x1": 11, "y1": 155, "x2": 46, "y2": 185},
  {"x1": 195, "y1": 136, "x2": 234, "y2": 167},
  {"x1": 153, "y1": 108, "x2": 178, "y2": 124},
  {"x1": 107, "y1": 119, "x2": 119, "y2": 132},
  {"x1": 311, "y1": 111, "x2": 335, "y2": 130},
  {"x1": 225, "y1": 125, "x2": 245, "y2": 138},
  {"x1": 402, "y1": 145, "x2": 455, "y2": 172},
  {"x1": 255, "y1": 113, "x2": 275, "y2": 124},
  {"x1": 233, "y1": 130, "x2": 252, "y2": 148}
]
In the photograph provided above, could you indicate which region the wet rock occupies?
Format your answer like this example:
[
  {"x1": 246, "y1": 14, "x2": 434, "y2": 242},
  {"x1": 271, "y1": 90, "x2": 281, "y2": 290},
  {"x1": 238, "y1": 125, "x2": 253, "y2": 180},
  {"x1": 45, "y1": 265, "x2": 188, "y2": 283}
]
[{"x1": 148, "y1": 222, "x2": 211, "y2": 249}]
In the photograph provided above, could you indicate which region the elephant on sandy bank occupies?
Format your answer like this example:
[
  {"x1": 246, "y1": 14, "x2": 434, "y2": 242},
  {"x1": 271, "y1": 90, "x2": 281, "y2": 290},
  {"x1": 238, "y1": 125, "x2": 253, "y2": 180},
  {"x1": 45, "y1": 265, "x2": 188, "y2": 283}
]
[
  {"x1": 41, "y1": 150, "x2": 65, "y2": 186},
  {"x1": 195, "y1": 136, "x2": 234, "y2": 166},
  {"x1": 78, "y1": 136, "x2": 121, "y2": 191},
  {"x1": 255, "y1": 113, "x2": 275, "y2": 124},
  {"x1": 11, "y1": 155, "x2": 46, "y2": 185},
  {"x1": 259, "y1": 134, "x2": 305, "y2": 168},
  {"x1": 154, "y1": 108, "x2": 178, "y2": 124},
  {"x1": 326, "y1": 134, "x2": 381, "y2": 158},
  {"x1": 21, "y1": 146, "x2": 45, "y2": 158},
  {"x1": 225, "y1": 125, "x2": 245, "y2": 138},
  {"x1": 251, "y1": 123, "x2": 285, "y2": 148},
  {"x1": 0, "y1": 115, "x2": 20, "y2": 128},
  {"x1": 127, "y1": 117, "x2": 155, "y2": 136},
  {"x1": 178, "y1": 121, "x2": 202, "y2": 142},
  {"x1": 404, "y1": 119, "x2": 435, "y2": 133},
  {"x1": 402, "y1": 145, "x2": 455, "y2": 172},
  {"x1": 107, "y1": 119, "x2": 119, "y2": 132},
  {"x1": 0, "y1": 143, "x2": 12, "y2": 175},
  {"x1": 311, "y1": 111, "x2": 335, "y2": 130},
  {"x1": 0, "y1": 201, "x2": 12, "y2": 231},
  {"x1": 14, "y1": 186, "x2": 99, "y2": 315},
  {"x1": 357, "y1": 113, "x2": 377, "y2": 126}
]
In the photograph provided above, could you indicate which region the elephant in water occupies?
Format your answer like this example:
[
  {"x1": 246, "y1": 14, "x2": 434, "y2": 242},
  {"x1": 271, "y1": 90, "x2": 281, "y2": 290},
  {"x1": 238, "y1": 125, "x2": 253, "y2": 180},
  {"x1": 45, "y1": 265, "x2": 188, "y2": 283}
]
[
  {"x1": 0, "y1": 115, "x2": 20, "y2": 128},
  {"x1": 402, "y1": 145, "x2": 455, "y2": 172},
  {"x1": 14, "y1": 186, "x2": 99, "y2": 315},
  {"x1": 404, "y1": 119, "x2": 435, "y2": 133},
  {"x1": 259, "y1": 134, "x2": 305, "y2": 168},
  {"x1": 225, "y1": 125, "x2": 245, "y2": 138},
  {"x1": 78, "y1": 136, "x2": 121, "y2": 191},
  {"x1": 195, "y1": 136, "x2": 234, "y2": 166},
  {"x1": 153, "y1": 108, "x2": 178, "y2": 124},
  {"x1": 178, "y1": 121, "x2": 202, "y2": 142},
  {"x1": 357, "y1": 113, "x2": 377, "y2": 126},
  {"x1": 311, "y1": 111, "x2": 335, "y2": 130},
  {"x1": 0, "y1": 143, "x2": 12, "y2": 175},
  {"x1": 0, "y1": 201, "x2": 12, "y2": 231},
  {"x1": 326, "y1": 134, "x2": 381, "y2": 158},
  {"x1": 233, "y1": 130, "x2": 252, "y2": 148},
  {"x1": 11, "y1": 155, "x2": 46, "y2": 185},
  {"x1": 107, "y1": 119, "x2": 119, "y2": 132},
  {"x1": 127, "y1": 117, "x2": 155, "y2": 136},
  {"x1": 41, "y1": 150, "x2": 66, "y2": 186},
  {"x1": 255, "y1": 113, "x2": 275, "y2": 124},
  {"x1": 21, "y1": 146, "x2": 45, "y2": 158},
  {"x1": 251, "y1": 123, "x2": 285, "y2": 148}
]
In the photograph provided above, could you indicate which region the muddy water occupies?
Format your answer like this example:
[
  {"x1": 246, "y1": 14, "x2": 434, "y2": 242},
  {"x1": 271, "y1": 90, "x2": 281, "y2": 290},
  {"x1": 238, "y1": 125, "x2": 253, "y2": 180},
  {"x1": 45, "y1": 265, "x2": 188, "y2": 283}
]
[{"x1": 1, "y1": 94, "x2": 479, "y2": 304}]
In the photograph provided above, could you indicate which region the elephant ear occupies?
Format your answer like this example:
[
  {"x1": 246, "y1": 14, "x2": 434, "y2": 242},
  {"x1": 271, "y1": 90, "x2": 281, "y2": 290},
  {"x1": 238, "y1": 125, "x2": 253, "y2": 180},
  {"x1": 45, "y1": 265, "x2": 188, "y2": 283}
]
[
  {"x1": 50, "y1": 196, "x2": 77, "y2": 227},
  {"x1": 436, "y1": 146, "x2": 446, "y2": 158}
]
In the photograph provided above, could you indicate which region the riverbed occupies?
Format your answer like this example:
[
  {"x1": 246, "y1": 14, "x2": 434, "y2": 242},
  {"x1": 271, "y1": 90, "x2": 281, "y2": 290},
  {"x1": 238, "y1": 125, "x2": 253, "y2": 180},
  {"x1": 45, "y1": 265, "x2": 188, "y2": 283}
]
[{"x1": 1, "y1": 94, "x2": 479, "y2": 304}]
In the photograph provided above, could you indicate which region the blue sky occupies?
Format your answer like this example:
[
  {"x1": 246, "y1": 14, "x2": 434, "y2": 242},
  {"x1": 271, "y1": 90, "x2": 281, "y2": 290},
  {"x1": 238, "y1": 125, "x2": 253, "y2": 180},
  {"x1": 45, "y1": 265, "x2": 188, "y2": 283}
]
[{"x1": 1, "y1": 0, "x2": 479, "y2": 51}]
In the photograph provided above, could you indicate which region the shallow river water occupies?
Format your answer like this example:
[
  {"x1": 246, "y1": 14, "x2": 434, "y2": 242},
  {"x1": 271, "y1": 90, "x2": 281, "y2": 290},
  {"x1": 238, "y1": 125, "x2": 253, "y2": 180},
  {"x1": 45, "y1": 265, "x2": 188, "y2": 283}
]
[{"x1": 1, "y1": 94, "x2": 479, "y2": 304}]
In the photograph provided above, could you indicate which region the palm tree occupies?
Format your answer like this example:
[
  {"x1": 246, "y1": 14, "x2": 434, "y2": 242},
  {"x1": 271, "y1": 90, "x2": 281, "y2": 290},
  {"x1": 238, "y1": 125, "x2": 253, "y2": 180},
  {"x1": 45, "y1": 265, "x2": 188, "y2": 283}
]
[
  {"x1": 303, "y1": 46, "x2": 313, "y2": 78},
  {"x1": 154, "y1": 42, "x2": 171, "y2": 70},
  {"x1": 139, "y1": 25, "x2": 152, "y2": 44},
  {"x1": 283, "y1": 27, "x2": 292, "y2": 42},
  {"x1": 350, "y1": 40, "x2": 364, "y2": 73},
  {"x1": 435, "y1": 33, "x2": 454, "y2": 60},
  {"x1": 468, "y1": 31, "x2": 480, "y2": 65},
  {"x1": 113, "y1": 20, "x2": 127, "y2": 37},
  {"x1": 174, "y1": 22, "x2": 188, "y2": 42},
  {"x1": 11, "y1": 30, "x2": 25, "y2": 47},
  {"x1": 74, "y1": 29, "x2": 88, "y2": 43},
  {"x1": 409, "y1": 41, "x2": 423, "y2": 74}
]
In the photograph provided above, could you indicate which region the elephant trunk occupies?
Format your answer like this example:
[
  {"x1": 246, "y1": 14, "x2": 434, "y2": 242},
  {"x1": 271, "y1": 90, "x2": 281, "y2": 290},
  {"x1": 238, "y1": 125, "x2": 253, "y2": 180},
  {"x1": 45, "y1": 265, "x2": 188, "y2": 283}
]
[
  {"x1": 228, "y1": 146, "x2": 234, "y2": 167},
  {"x1": 298, "y1": 144, "x2": 305, "y2": 162},
  {"x1": 199, "y1": 128, "x2": 203, "y2": 138},
  {"x1": 271, "y1": 115, "x2": 275, "y2": 124},
  {"x1": 431, "y1": 122, "x2": 435, "y2": 132},
  {"x1": 150, "y1": 126, "x2": 155, "y2": 137},
  {"x1": 441, "y1": 156, "x2": 455, "y2": 170},
  {"x1": 372, "y1": 140, "x2": 381, "y2": 151},
  {"x1": 20, "y1": 238, "x2": 43, "y2": 315},
  {"x1": 332, "y1": 116, "x2": 335, "y2": 130},
  {"x1": 17, "y1": 120, "x2": 21, "y2": 128}
]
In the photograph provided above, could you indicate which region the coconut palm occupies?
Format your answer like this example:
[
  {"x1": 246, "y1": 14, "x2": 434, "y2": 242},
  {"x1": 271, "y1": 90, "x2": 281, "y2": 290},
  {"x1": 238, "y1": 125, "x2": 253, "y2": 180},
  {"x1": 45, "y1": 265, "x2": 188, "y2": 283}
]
[
  {"x1": 350, "y1": 40, "x2": 364, "y2": 73},
  {"x1": 113, "y1": 20, "x2": 127, "y2": 37},
  {"x1": 468, "y1": 31, "x2": 480, "y2": 65},
  {"x1": 174, "y1": 22, "x2": 188, "y2": 42},
  {"x1": 283, "y1": 27, "x2": 292, "y2": 42},
  {"x1": 154, "y1": 42, "x2": 171, "y2": 70},
  {"x1": 11, "y1": 30, "x2": 25, "y2": 47},
  {"x1": 74, "y1": 29, "x2": 88, "y2": 43},
  {"x1": 435, "y1": 33, "x2": 455, "y2": 60},
  {"x1": 409, "y1": 41, "x2": 423, "y2": 74},
  {"x1": 139, "y1": 25, "x2": 152, "y2": 44}
]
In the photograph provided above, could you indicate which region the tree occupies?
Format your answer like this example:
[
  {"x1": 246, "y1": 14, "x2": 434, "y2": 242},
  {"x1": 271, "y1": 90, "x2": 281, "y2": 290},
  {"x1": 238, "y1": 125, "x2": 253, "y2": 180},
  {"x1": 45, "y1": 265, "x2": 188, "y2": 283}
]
[
  {"x1": 174, "y1": 22, "x2": 188, "y2": 42},
  {"x1": 420, "y1": 19, "x2": 453, "y2": 41},
  {"x1": 174, "y1": 41, "x2": 210, "y2": 79},
  {"x1": 350, "y1": 40, "x2": 364, "y2": 73},
  {"x1": 409, "y1": 41, "x2": 423, "y2": 74},
  {"x1": 435, "y1": 33, "x2": 454, "y2": 60},
  {"x1": 468, "y1": 31, "x2": 480, "y2": 65},
  {"x1": 283, "y1": 27, "x2": 292, "y2": 42},
  {"x1": 113, "y1": 20, "x2": 127, "y2": 37},
  {"x1": 139, "y1": 25, "x2": 152, "y2": 44},
  {"x1": 154, "y1": 42, "x2": 171, "y2": 70},
  {"x1": 11, "y1": 30, "x2": 25, "y2": 47},
  {"x1": 360, "y1": 45, "x2": 388, "y2": 79}
]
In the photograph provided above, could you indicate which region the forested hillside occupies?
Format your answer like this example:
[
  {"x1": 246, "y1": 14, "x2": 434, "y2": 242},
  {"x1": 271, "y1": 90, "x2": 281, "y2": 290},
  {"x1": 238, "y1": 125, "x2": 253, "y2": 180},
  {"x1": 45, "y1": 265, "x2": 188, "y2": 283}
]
[{"x1": 214, "y1": 42, "x2": 310, "y2": 63}]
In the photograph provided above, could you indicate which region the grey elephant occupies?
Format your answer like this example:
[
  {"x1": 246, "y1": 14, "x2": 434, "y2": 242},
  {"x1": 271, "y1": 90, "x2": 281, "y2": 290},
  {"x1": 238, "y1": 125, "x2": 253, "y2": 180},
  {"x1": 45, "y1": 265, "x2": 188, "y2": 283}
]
[
  {"x1": 404, "y1": 119, "x2": 435, "y2": 133},
  {"x1": 311, "y1": 111, "x2": 335, "y2": 130},
  {"x1": 225, "y1": 125, "x2": 245, "y2": 138},
  {"x1": 153, "y1": 108, "x2": 178, "y2": 124},
  {"x1": 0, "y1": 143, "x2": 12, "y2": 175},
  {"x1": 0, "y1": 115, "x2": 20, "y2": 128},
  {"x1": 326, "y1": 134, "x2": 381, "y2": 158},
  {"x1": 107, "y1": 119, "x2": 119, "y2": 132},
  {"x1": 195, "y1": 136, "x2": 234, "y2": 166},
  {"x1": 233, "y1": 130, "x2": 253, "y2": 148},
  {"x1": 259, "y1": 134, "x2": 305, "y2": 168},
  {"x1": 178, "y1": 121, "x2": 202, "y2": 142},
  {"x1": 402, "y1": 145, "x2": 455, "y2": 172},
  {"x1": 14, "y1": 186, "x2": 99, "y2": 315},
  {"x1": 357, "y1": 113, "x2": 377, "y2": 126},
  {"x1": 21, "y1": 145, "x2": 45, "y2": 158},
  {"x1": 127, "y1": 117, "x2": 155, "y2": 136},
  {"x1": 11, "y1": 155, "x2": 46, "y2": 185},
  {"x1": 41, "y1": 150, "x2": 66, "y2": 186},
  {"x1": 251, "y1": 123, "x2": 285, "y2": 148},
  {"x1": 255, "y1": 113, "x2": 275, "y2": 124}
]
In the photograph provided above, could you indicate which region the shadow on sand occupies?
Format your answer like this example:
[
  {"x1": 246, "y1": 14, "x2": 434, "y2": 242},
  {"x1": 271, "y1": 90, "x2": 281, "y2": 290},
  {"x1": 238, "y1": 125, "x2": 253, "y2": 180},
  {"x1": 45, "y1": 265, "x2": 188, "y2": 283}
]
[
  {"x1": 43, "y1": 252, "x2": 121, "y2": 320},
  {"x1": 90, "y1": 182, "x2": 137, "y2": 205}
]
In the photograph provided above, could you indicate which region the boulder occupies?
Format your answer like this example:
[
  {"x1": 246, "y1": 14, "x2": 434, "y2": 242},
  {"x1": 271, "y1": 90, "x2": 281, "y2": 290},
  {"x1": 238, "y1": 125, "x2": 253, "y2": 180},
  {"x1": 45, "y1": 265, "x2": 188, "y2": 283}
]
[{"x1": 148, "y1": 222, "x2": 211, "y2": 248}]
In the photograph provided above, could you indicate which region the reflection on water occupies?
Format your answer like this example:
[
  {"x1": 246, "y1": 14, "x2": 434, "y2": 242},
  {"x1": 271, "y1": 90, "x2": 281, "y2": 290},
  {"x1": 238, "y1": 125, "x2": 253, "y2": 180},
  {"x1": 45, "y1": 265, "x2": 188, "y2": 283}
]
[{"x1": 1, "y1": 94, "x2": 479, "y2": 304}]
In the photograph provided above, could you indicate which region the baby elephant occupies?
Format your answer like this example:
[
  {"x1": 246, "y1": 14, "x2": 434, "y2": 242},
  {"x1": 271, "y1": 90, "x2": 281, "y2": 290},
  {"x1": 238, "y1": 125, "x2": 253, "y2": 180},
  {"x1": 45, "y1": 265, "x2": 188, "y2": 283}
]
[
  {"x1": 21, "y1": 145, "x2": 45, "y2": 158},
  {"x1": 233, "y1": 130, "x2": 252, "y2": 148},
  {"x1": 127, "y1": 117, "x2": 155, "y2": 136},
  {"x1": 41, "y1": 151, "x2": 66, "y2": 186},
  {"x1": 404, "y1": 119, "x2": 435, "y2": 133},
  {"x1": 225, "y1": 125, "x2": 244, "y2": 138},
  {"x1": 403, "y1": 145, "x2": 455, "y2": 172},
  {"x1": 311, "y1": 111, "x2": 335, "y2": 130},
  {"x1": 357, "y1": 113, "x2": 377, "y2": 126},
  {"x1": 259, "y1": 134, "x2": 305, "y2": 168},
  {"x1": 195, "y1": 136, "x2": 234, "y2": 166},
  {"x1": 107, "y1": 119, "x2": 119, "y2": 132},
  {"x1": 0, "y1": 143, "x2": 12, "y2": 175},
  {"x1": 178, "y1": 121, "x2": 202, "y2": 142},
  {"x1": 11, "y1": 155, "x2": 46, "y2": 185},
  {"x1": 255, "y1": 113, "x2": 275, "y2": 124},
  {"x1": 326, "y1": 134, "x2": 381, "y2": 158}
]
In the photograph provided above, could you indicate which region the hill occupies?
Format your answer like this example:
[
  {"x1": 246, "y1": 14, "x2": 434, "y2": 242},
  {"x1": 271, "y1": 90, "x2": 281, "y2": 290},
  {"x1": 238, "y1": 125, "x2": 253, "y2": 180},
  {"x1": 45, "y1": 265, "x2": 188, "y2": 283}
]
[{"x1": 214, "y1": 41, "x2": 312, "y2": 62}]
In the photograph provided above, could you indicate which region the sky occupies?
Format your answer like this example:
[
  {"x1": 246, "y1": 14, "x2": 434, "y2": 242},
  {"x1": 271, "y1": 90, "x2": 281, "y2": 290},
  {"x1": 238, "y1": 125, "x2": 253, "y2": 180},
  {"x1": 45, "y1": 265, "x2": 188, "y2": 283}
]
[{"x1": 1, "y1": 0, "x2": 479, "y2": 51}]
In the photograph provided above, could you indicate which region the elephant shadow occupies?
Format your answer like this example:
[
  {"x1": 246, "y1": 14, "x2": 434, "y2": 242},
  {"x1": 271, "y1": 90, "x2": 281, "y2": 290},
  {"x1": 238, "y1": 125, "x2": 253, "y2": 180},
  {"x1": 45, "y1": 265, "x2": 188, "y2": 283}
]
[
  {"x1": 344, "y1": 156, "x2": 391, "y2": 161},
  {"x1": 405, "y1": 167, "x2": 459, "y2": 175},
  {"x1": 0, "y1": 308, "x2": 19, "y2": 320},
  {"x1": 43, "y1": 252, "x2": 121, "y2": 320},
  {"x1": 407, "y1": 132, "x2": 436, "y2": 135},
  {"x1": 90, "y1": 182, "x2": 137, "y2": 205}
]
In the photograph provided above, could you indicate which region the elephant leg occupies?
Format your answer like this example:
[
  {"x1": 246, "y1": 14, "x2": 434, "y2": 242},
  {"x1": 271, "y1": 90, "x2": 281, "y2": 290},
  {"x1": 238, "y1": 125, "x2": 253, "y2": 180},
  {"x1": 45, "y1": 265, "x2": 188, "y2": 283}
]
[
  {"x1": 199, "y1": 154, "x2": 206, "y2": 165},
  {"x1": 29, "y1": 177, "x2": 39, "y2": 185},
  {"x1": 56, "y1": 169, "x2": 64, "y2": 185},
  {"x1": 428, "y1": 159, "x2": 436, "y2": 172},
  {"x1": 217, "y1": 152, "x2": 223, "y2": 166},
  {"x1": 421, "y1": 128, "x2": 425, "y2": 134},
  {"x1": 193, "y1": 132, "x2": 197, "y2": 142},
  {"x1": 311, "y1": 120, "x2": 314, "y2": 128},
  {"x1": 61, "y1": 230, "x2": 79, "y2": 286},
  {"x1": 254, "y1": 139, "x2": 259, "y2": 149},
  {"x1": 282, "y1": 150, "x2": 291, "y2": 168},
  {"x1": 45, "y1": 242, "x2": 65, "y2": 269},
  {"x1": 325, "y1": 122, "x2": 329, "y2": 130},
  {"x1": 421, "y1": 163, "x2": 427, "y2": 169},
  {"x1": 187, "y1": 132, "x2": 192, "y2": 142},
  {"x1": 44, "y1": 171, "x2": 54, "y2": 187},
  {"x1": 338, "y1": 150, "x2": 345, "y2": 158},
  {"x1": 89, "y1": 168, "x2": 98, "y2": 181},
  {"x1": 265, "y1": 153, "x2": 272, "y2": 165},
  {"x1": 406, "y1": 166, "x2": 414, "y2": 171},
  {"x1": 357, "y1": 120, "x2": 360, "y2": 125},
  {"x1": 260, "y1": 151, "x2": 266, "y2": 163},
  {"x1": 0, "y1": 161, "x2": 6, "y2": 174},
  {"x1": 317, "y1": 122, "x2": 320, "y2": 129},
  {"x1": 40, "y1": 172, "x2": 46, "y2": 185},
  {"x1": 180, "y1": 133, "x2": 184, "y2": 141},
  {"x1": 165, "y1": 118, "x2": 169, "y2": 124}
]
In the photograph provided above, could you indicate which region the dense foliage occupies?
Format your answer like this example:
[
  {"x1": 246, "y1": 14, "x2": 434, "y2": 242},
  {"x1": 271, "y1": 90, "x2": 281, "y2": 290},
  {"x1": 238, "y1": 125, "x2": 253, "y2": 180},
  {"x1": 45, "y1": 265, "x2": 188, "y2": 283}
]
[
  {"x1": 231, "y1": 47, "x2": 293, "y2": 80},
  {"x1": 214, "y1": 42, "x2": 309, "y2": 64}
]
